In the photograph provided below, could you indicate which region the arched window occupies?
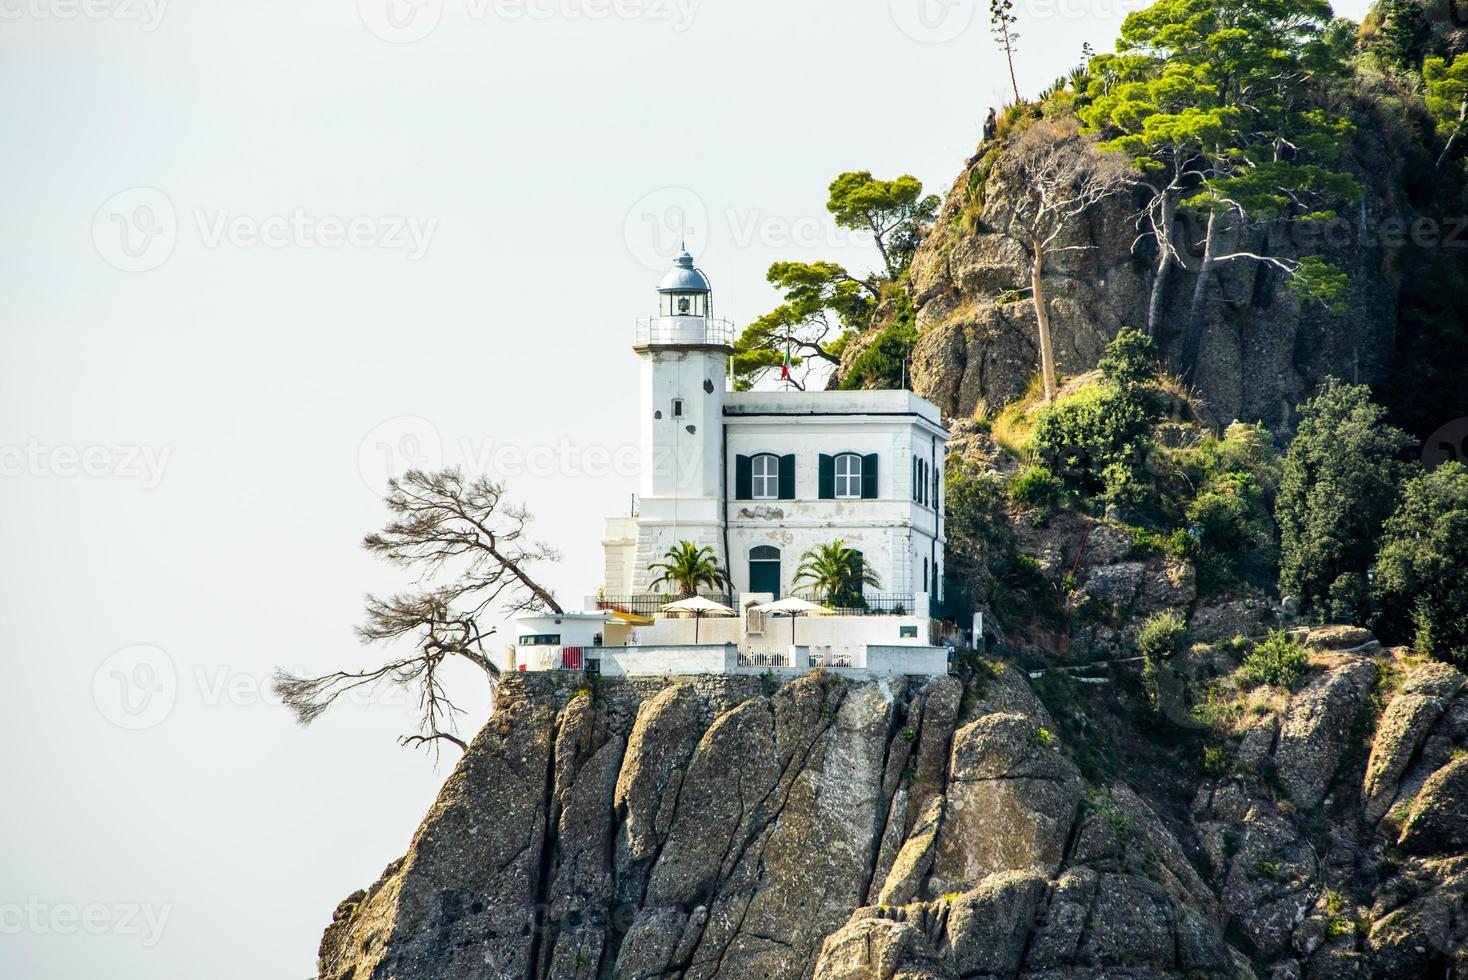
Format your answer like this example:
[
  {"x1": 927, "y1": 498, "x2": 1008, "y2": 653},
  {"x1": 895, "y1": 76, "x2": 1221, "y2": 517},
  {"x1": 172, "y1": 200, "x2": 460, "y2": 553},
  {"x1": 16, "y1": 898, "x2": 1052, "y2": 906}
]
[
  {"x1": 834, "y1": 453, "x2": 862, "y2": 499},
  {"x1": 749, "y1": 545, "x2": 781, "y2": 597},
  {"x1": 750, "y1": 454, "x2": 779, "y2": 500}
]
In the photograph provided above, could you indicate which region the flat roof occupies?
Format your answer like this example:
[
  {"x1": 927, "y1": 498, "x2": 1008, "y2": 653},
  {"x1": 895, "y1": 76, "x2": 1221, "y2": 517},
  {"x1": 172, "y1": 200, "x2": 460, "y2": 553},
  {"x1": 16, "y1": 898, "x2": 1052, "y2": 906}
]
[{"x1": 724, "y1": 389, "x2": 946, "y2": 431}]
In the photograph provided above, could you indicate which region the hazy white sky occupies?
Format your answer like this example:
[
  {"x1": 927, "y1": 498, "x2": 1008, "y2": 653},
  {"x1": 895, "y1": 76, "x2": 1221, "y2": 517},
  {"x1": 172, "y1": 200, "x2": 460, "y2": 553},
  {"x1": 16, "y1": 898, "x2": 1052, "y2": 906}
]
[{"x1": 0, "y1": 1, "x2": 1372, "y2": 976}]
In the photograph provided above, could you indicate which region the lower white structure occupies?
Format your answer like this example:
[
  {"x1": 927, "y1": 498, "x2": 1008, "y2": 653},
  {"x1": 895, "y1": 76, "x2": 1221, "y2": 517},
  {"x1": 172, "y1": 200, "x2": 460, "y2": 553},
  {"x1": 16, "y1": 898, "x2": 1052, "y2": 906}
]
[
  {"x1": 505, "y1": 248, "x2": 954, "y2": 679},
  {"x1": 499, "y1": 604, "x2": 950, "y2": 679}
]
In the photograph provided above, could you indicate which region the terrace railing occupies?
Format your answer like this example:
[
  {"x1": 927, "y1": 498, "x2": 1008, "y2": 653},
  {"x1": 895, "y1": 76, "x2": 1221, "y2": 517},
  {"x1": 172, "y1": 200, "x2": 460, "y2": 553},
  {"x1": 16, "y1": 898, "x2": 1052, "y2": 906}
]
[
  {"x1": 790, "y1": 592, "x2": 916, "y2": 616},
  {"x1": 594, "y1": 592, "x2": 739, "y2": 618},
  {"x1": 739, "y1": 649, "x2": 791, "y2": 668}
]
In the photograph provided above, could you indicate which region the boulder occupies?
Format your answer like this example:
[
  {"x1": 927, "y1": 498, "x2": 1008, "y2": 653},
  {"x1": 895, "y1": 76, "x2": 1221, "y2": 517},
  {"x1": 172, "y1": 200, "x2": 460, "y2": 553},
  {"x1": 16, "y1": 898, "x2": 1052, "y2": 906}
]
[
  {"x1": 1399, "y1": 755, "x2": 1468, "y2": 855},
  {"x1": 1274, "y1": 660, "x2": 1378, "y2": 810},
  {"x1": 929, "y1": 713, "x2": 1083, "y2": 890},
  {"x1": 812, "y1": 915, "x2": 953, "y2": 980},
  {"x1": 877, "y1": 796, "x2": 944, "y2": 907},
  {"x1": 943, "y1": 870, "x2": 1046, "y2": 976},
  {"x1": 1362, "y1": 664, "x2": 1465, "y2": 824}
]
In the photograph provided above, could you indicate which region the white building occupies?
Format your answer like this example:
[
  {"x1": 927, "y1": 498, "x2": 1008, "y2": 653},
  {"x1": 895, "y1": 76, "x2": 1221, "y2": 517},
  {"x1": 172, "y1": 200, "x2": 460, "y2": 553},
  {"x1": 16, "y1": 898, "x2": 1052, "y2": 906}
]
[
  {"x1": 502, "y1": 248, "x2": 952, "y2": 679},
  {"x1": 603, "y1": 248, "x2": 948, "y2": 608}
]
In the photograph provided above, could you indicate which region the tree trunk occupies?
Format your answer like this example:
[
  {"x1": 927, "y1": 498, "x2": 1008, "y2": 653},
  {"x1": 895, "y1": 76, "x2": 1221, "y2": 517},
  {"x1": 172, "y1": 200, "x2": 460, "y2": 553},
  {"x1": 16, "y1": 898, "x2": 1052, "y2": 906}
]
[
  {"x1": 1437, "y1": 99, "x2": 1465, "y2": 170},
  {"x1": 1145, "y1": 191, "x2": 1177, "y2": 339},
  {"x1": 1031, "y1": 241, "x2": 1058, "y2": 403},
  {"x1": 1181, "y1": 210, "x2": 1219, "y2": 380}
]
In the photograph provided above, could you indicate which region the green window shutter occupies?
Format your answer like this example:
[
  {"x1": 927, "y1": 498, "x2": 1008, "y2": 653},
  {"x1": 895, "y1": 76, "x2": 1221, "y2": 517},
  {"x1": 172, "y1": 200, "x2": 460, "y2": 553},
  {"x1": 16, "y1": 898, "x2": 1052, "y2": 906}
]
[
  {"x1": 778, "y1": 454, "x2": 796, "y2": 500},
  {"x1": 861, "y1": 453, "x2": 879, "y2": 499},
  {"x1": 735, "y1": 455, "x2": 752, "y2": 500},
  {"x1": 818, "y1": 454, "x2": 835, "y2": 499}
]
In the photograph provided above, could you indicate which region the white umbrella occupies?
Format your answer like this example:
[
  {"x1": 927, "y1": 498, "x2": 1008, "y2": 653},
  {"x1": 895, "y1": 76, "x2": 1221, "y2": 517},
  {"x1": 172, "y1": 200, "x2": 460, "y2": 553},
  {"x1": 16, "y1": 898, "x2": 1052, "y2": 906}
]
[
  {"x1": 751, "y1": 596, "x2": 832, "y2": 645},
  {"x1": 661, "y1": 595, "x2": 736, "y2": 643}
]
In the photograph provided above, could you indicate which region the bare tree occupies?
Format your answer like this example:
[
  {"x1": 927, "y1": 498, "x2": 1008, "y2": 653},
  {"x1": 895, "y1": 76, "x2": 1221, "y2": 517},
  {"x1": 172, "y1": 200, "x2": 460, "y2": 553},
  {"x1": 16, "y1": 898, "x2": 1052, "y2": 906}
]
[
  {"x1": 1001, "y1": 118, "x2": 1135, "y2": 402},
  {"x1": 273, "y1": 468, "x2": 561, "y2": 757}
]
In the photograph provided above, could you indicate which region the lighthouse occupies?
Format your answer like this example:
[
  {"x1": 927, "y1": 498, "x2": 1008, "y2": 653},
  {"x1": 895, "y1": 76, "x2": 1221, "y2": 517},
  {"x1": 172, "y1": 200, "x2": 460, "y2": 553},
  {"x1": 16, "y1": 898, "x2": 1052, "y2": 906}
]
[{"x1": 628, "y1": 248, "x2": 735, "y2": 592}]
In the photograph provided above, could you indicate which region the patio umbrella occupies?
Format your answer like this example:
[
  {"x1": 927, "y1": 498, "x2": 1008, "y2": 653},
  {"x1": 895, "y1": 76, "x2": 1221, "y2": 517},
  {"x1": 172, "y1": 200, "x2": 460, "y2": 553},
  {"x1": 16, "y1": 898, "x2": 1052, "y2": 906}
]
[
  {"x1": 661, "y1": 595, "x2": 736, "y2": 643},
  {"x1": 752, "y1": 596, "x2": 832, "y2": 645}
]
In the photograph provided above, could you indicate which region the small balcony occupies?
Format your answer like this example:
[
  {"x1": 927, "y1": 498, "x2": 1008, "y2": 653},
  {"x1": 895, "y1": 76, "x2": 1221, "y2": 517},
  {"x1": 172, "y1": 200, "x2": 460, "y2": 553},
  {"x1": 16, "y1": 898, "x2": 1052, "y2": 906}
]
[{"x1": 634, "y1": 316, "x2": 736, "y2": 349}]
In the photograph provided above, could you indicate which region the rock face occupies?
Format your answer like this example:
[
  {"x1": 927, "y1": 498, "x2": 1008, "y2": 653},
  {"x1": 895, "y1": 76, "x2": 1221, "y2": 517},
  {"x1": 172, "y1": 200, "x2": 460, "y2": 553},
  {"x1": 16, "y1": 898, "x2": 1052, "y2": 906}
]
[
  {"x1": 886, "y1": 128, "x2": 1402, "y2": 431},
  {"x1": 317, "y1": 658, "x2": 1468, "y2": 980}
]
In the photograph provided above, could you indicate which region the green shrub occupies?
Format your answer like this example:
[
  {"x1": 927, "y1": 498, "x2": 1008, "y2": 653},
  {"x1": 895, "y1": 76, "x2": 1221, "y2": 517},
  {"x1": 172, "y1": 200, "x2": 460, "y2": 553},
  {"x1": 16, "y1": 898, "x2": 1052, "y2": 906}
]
[
  {"x1": 1138, "y1": 610, "x2": 1187, "y2": 661},
  {"x1": 1240, "y1": 630, "x2": 1309, "y2": 689},
  {"x1": 1009, "y1": 465, "x2": 1063, "y2": 509},
  {"x1": 1138, "y1": 610, "x2": 1187, "y2": 708},
  {"x1": 1278, "y1": 379, "x2": 1411, "y2": 619},
  {"x1": 1028, "y1": 329, "x2": 1163, "y2": 504},
  {"x1": 1373, "y1": 462, "x2": 1468, "y2": 667},
  {"x1": 840, "y1": 289, "x2": 916, "y2": 390}
]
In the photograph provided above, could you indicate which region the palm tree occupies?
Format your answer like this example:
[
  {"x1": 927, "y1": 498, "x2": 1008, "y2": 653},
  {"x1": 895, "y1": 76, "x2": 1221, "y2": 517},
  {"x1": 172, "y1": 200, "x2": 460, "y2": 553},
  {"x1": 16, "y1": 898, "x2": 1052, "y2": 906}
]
[
  {"x1": 793, "y1": 540, "x2": 880, "y2": 606},
  {"x1": 647, "y1": 541, "x2": 729, "y2": 599}
]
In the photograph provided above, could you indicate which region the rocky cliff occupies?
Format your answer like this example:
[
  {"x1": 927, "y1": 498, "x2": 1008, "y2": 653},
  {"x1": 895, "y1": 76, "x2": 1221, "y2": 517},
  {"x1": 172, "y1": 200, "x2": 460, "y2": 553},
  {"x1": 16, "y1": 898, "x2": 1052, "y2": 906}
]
[
  {"x1": 316, "y1": 643, "x2": 1468, "y2": 980},
  {"x1": 873, "y1": 118, "x2": 1412, "y2": 433}
]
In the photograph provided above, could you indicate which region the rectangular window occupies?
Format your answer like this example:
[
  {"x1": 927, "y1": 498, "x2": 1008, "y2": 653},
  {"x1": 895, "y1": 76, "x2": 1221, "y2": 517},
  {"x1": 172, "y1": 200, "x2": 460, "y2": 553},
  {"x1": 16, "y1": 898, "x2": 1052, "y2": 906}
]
[
  {"x1": 751, "y1": 454, "x2": 779, "y2": 499},
  {"x1": 834, "y1": 454, "x2": 862, "y2": 499},
  {"x1": 517, "y1": 633, "x2": 562, "y2": 646},
  {"x1": 899, "y1": 625, "x2": 918, "y2": 639},
  {"x1": 672, "y1": 398, "x2": 684, "y2": 418}
]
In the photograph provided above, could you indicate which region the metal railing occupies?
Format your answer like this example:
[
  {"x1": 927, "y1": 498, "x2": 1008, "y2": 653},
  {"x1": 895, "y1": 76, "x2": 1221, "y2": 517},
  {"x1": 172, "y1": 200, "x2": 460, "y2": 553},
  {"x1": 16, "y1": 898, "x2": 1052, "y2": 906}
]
[
  {"x1": 634, "y1": 316, "x2": 736, "y2": 348},
  {"x1": 808, "y1": 649, "x2": 855, "y2": 669},
  {"x1": 790, "y1": 592, "x2": 917, "y2": 616},
  {"x1": 739, "y1": 649, "x2": 791, "y2": 668},
  {"x1": 594, "y1": 593, "x2": 739, "y2": 618}
]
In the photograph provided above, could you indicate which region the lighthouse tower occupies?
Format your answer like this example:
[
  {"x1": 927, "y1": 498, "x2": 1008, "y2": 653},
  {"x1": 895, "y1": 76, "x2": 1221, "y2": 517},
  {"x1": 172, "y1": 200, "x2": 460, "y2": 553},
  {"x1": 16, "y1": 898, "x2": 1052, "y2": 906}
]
[{"x1": 629, "y1": 248, "x2": 733, "y2": 592}]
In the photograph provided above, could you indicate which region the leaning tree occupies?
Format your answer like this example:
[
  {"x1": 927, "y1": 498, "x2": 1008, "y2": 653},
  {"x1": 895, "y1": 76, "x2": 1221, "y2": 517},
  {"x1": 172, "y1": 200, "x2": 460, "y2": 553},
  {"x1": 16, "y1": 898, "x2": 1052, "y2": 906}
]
[
  {"x1": 273, "y1": 468, "x2": 561, "y2": 756},
  {"x1": 1002, "y1": 117, "x2": 1136, "y2": 403}
]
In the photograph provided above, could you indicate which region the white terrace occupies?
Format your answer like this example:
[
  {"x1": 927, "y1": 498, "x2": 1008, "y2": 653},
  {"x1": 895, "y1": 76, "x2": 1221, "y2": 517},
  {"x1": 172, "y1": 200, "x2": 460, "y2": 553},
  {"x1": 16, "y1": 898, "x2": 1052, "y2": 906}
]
[{"x1": 496, "y1": 592, "x2": 951, "y2": 679}]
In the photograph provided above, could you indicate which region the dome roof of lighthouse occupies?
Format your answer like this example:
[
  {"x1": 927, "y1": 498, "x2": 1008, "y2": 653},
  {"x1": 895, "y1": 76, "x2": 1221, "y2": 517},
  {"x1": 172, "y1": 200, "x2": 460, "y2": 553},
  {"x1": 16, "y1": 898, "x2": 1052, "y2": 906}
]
[{"x1": 658, "y1": 248, "x2": 711, "y2": 293}]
